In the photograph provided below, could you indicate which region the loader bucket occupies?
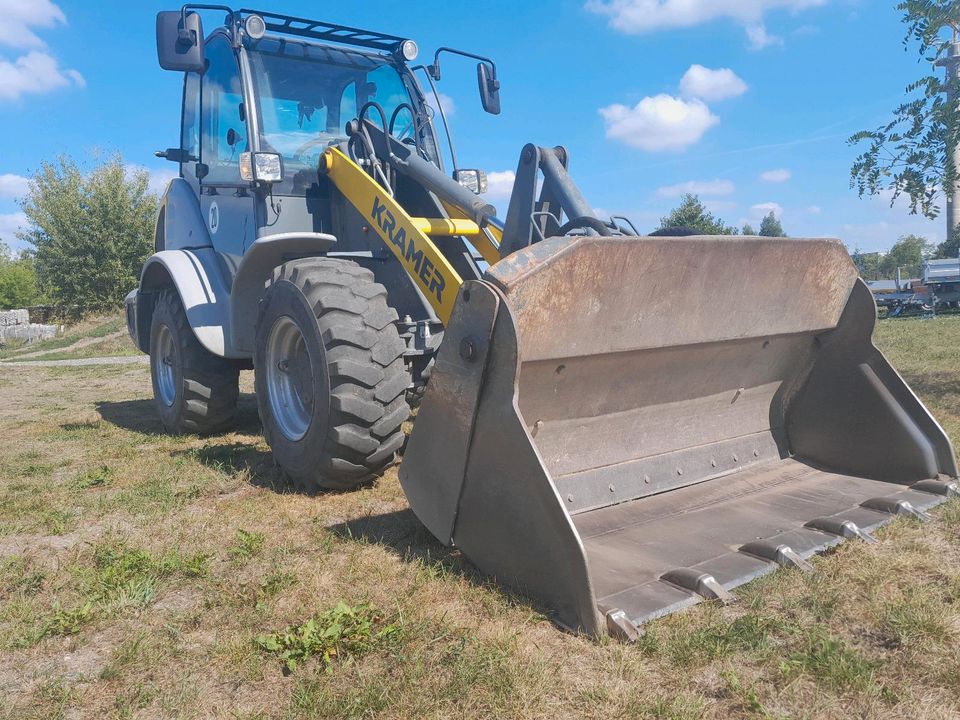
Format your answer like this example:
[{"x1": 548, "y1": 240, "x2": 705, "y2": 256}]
[{"x1": 399, "y1": 235, "x2": 959, "y2": 637}]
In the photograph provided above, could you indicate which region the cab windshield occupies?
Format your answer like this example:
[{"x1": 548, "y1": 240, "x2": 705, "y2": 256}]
[{"x1": 247, "y1": 38, "x2": 437, "y2": 194}]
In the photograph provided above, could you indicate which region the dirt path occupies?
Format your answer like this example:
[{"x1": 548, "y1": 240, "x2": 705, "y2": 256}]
[
  {"x1": 0, "y1": 329, "x2": 128, "y2": 361},
  {"x1": 0, "y1": 355, "x2": 149, "y2": 368}
]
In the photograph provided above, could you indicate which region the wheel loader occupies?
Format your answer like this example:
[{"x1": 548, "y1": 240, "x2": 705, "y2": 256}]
[{"x1": 128, "y1": 6, "x2": 959, "y2": 639}]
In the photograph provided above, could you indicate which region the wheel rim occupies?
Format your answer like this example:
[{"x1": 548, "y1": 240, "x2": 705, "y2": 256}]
[
  {"x1": 265, "y1": 315, "x2": 315, "y2": 441},
  {"x1": 155, "y1": 324, "x2": 177, "y2": 407}
]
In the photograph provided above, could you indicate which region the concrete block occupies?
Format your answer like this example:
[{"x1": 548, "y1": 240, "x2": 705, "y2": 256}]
[{"x1": 0, "y1": 309, "x2": 29, "y2": 327}]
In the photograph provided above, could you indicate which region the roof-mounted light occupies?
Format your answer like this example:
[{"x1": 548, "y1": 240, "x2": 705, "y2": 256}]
[
  {"x1": 401, "y1": 39, "x2": 419, "y2": 61},
  {"x1": 245, "y1": 14, "x2": 266, "y2": 39}
]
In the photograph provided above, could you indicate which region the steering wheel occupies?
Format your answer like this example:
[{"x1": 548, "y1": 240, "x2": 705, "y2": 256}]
[
  {"x1": 388, "y1": 103, "x2": 418, "y2": 144},
  {"x1": 293, "y1": 135, "x2": 338, "y2": 161}
]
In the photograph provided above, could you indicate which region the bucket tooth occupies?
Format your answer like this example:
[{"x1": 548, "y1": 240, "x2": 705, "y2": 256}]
[
  {"x1": 740, "y1": 541, "x2": 816, "y2": 573},
  {"x1": 861, "y1": 497, "x2": 933, "y2": 522},
  {"x1": 661, "y1": 569, "x2": 736, "y2": 604},
  {"x1": 910, "y1": 478, "x2": 960, "y2": 498},
  {"x1": 805, "y1": 517, "x2": 878, "y2": 544},
  {"x1": 604, "y1": 609, "x2": 643, "y2": 643}
]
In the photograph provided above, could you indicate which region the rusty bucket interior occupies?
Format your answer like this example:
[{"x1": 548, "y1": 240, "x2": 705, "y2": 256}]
[{"x1": 400, "y1": 235, "x2": 959, "y2": 637}]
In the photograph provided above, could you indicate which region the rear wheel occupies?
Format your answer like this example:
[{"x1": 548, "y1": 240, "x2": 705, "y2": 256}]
[
  {"x1": 254, "y1": 258, "x2": 410, "y2": 491},
  {"x1": 149, "y1": 291, "x2": 239, "y2": 434}
]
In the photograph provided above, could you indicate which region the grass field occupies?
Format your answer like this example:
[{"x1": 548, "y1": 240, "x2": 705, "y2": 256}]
[{"x1": 0, "y1": 315, "x2": 958, "y2": 719}]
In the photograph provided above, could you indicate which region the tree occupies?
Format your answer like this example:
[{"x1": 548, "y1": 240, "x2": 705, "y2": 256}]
[
  {"x1": 17, "y1": 156, "x2": 157, "y2": 308},
  {"x1": 0, "y1": 241, "x2": 41, "y2": 309},
  {"x1": 849, "y1": 3, "x2": 960, "y2": 233},
  {"x1": 655, "y1": 194, "x2": 738, "y2": 235},
  {"x1": 741, "y1": 223, "x2": 756, "y2": 235},
  {"x1": 851, "y1": 248, "x2": 883, "y2": 279},
  {"x1": 758, "y1": 211, "x2": 787, "y2": 237},
  {"x1": 879, "y1": 234, "x2": 933, "y2": 278}
]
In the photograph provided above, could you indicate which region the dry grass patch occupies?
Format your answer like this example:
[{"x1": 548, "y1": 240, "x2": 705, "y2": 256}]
[{"x1": 0, "y1": 315, "x2": 957, "y2": 718}]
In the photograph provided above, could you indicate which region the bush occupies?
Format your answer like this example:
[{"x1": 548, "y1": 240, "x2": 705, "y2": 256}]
[
  {"x1": 17, "y1": 156, "x2": 157, "y2": 308},
  {"x1": 0, "y1": 242, "x2": 41, "y2": 309}
]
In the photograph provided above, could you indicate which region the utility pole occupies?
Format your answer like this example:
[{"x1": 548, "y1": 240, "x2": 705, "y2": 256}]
[{"x1": 936, "y1": 27, "x2": 960, "y2": 250}]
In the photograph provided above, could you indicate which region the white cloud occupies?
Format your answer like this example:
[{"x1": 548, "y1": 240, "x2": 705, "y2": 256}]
[
  {"x1": 807, "y1": 205, "x2": 821, "y2": 214},
  {"x1": 482, "y1": 170, "x2": 515, "y2": 200},
  {"x1": 679, "y1": 65, "x2": 748, "y2": 101},
  {"x1": 427, "y1": 92, "x2": 455, "y2": 119},
  {"x1": 760, "y1": 168, "x2": 791, "y2": 183},
  {"x1": 0, "y1": 2, "x2": 82, "y2": 101},
  {"x1": 751, "y1": 201, "x2": 783, "y2": 218},
  {"x1": 599, "y1": 94, "x2": 719, "y2": 152},
  {"x1": 0, "y1": 49, "x2": 83, "y2": 100},
  {"x1": 585, "y1": 0, "x2": 827, "y2": 34},
  {"x1": 657, "y1": 179, "x2": 735, "y2": 198},
  {"x1": 0, "y1": 211, "x2": 28, "y2": 248},
  {"x1": 746, "y1": 23, "x2": 783, "y2": 49},
  {"x1": 0, "y1": 173, "x2": 30, "y2": 199},
  {"x1": 0, "y1": 0, "x2": 66, "y2": 49}
]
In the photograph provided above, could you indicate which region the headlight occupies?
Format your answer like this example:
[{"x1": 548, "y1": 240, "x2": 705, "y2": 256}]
[
  {"x1": 401, "y1": 39, "x2": 418, "y2": 61},
  {"x1": 454, "y1": 169, "x2": 488, "y2": 195},
  {"x1": 240, "y1": 152, "x2": 283, "y2": 183},
  {"x1": 253, "y1": 153, "x2": 283, "y2": 182}
]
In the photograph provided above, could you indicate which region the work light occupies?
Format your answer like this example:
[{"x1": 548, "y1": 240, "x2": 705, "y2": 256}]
[
  {"x1": 401, "y1": 39, "x2": 418, "y2": 61},
  {"x1": 244, "y1": 14, "x2": 266, "y2": 39}
]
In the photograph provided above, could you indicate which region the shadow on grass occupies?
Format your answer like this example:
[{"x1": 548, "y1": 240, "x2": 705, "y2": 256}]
[
  {"x1": 329, "y1": 508, "x2": 555, "y2": 621},
  {"x1": 95, "y1": 399, "x2": 164, "y2": 434},
  {"x1": 330, "y1": 508, "x2": 478, "y2": 580},
  {"x1": 95, "y1": 394, "x2": 262, "y2": 436},
  {"x1": 901, "y1": 371, "x2": 960, "y2": 406}
]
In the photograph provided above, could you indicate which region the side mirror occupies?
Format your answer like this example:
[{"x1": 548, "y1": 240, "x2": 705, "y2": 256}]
[
  {"x1": 156, "y1": 10, "x2": 205, "y2": 72},
  {"x1": 477, "y1": 63, "x2": 500, "y2": 115},
  {"x1": 454, "y1": 169, "x2": 488, "y2": 195}
]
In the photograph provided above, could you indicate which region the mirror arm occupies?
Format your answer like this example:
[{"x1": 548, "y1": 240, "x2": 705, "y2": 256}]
[{"x1": 430, "y1": 47, "x2": 498, "y2": 83}]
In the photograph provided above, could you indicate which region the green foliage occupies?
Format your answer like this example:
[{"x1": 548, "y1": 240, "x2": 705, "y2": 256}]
[
  {"x1": 73, "y1": 465, "x2": 114, "y2": 490},
  {"x1": 741, "y1": 223, "x2": 756, "y2": 235},
  {"x1": 935, "y1": 232, "x2": 960, "y2": 258},
  {"x1": 0, "y1": 240, "x2": 41, "y2": 309},
  {"x1": 851, "y1": 234, "x2": 934, "y2": 279},
  {"x1": 849, "y1": 2, "x2": 960, "y2": 219},
  {"x1": 43, "y1": 601, "x2": 95, "y2": 637},
  {"x1": 18, "y1": 156, "x2": 156, "y2": 309},
  {"x1": 255, "y1": 602, "x2": 401, "y2": 673},
  {"x1": 880, "y1": 233, "x2": 934, "y2": 277},
  {"x1": 758, "y1": 211, "x2": 787, "y2": 237},
  {"x1": 851, "y1": 248, "x2": 883, "y2": 279},
  {"x1": 655, "y1": 194, "x2": 738, "y2": 235},
  {"x1": 229, "y1": 529, "x2": 266, "y2": 560},
  {"x1": 780, "y1": 632, "x2": 878, "y2": 693}
]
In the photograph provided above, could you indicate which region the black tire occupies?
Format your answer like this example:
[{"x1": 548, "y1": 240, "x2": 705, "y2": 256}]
[
  {"x1": 254, "y1": 258, "x2": 410, "y2": 491},
  {"x1": 149, "y1": 291, "x2": 240, "y2": 435}
]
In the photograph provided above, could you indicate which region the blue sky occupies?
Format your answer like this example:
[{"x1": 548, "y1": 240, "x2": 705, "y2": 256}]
[{"x1": 0, "y1": 0, "x2": 950, "y2": 252}]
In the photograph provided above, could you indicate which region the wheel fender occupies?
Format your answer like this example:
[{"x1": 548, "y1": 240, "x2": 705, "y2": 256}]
[
  {"x1": 156, "y1": 178, "x2": 212, "y2": 252},
  {"x1": 140, "y1": 248, "x2": 239, "y2": 358},
  {"x1": 230, "y1": 232, "x2": 336, "y2": 354}
]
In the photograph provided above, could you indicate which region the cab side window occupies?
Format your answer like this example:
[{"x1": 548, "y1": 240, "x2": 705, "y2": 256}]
[
  {"x1": 180, "y1": 71, "x2": 200, "y2": 179},
  {"x1": 202, "y1": 38, "x2": 247, "y2": 183}
]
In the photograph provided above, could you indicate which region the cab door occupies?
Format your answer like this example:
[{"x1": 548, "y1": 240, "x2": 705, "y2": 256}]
[{"x1": 198, "y1": 35, "x2": 256, "y2": 280}]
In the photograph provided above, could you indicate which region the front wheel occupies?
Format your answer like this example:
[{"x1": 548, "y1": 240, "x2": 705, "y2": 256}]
[
  {"x1": 149, "y1": 291, "x2": 239, "y2": 434},
  {"x1": 254, "y1": 258, "x2": 410, "y2": 491}
]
